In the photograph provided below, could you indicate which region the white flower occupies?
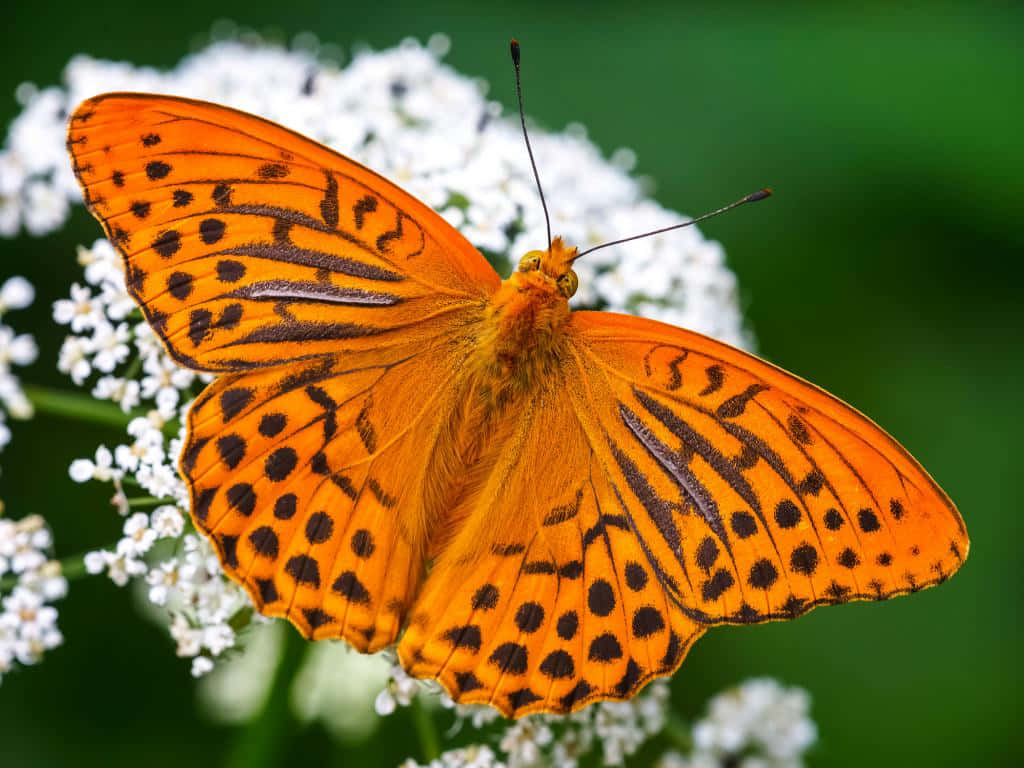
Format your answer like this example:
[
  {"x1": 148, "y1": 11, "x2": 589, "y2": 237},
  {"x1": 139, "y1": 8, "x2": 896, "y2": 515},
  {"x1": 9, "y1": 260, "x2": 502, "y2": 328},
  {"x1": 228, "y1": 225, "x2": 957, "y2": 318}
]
[
  {"x1": 92, "y1": 375, "x2": 140, "y2": 411},
  {"x1": 89, "y1": 321, "x2": 131, "y2": 373},
  {"x1": 145, "y1": 559, "x2": 180, "y2": 605},
  {"x1": 57, "y1": 335, "x2": 91, "y2": 385},
  {"x1": 93, "y1": 546, "x2": 147, "y2": 586},
  {"x1": 150, "y1": 505, "x2": 184, "y2": 538},
  {"x1": 76, "y1": 239, "x2": 122, "y2": 286},
  {"x1": 687, "y1": 678, "x2": 817, "y2": 768},
  {"x1": 83, "y1": 550, "x2": 106, "y2": 575},
  {"x1": 118, "y1": 512, "x2": 157, "y2": 557},
  {"x1": 170, "y1": 613, "x2": 202, "y2": 657},
  {"x1": 374, "y1": 688, "x2": 398, "y2": 716},
  {"x1": 0, "y1": 515, "x2": 67, "y2": 682},
  {"x1": 53, "y1": 283, "x2": 103, "y2": 333},
  {"x1": 191, "y1": 655, "x2": 215, "y2": 677},
  {"x1": 0, "y1": 276, "x2": 34, "y2": 314},
  {"x1": 140, "y1": 354, "x2": 194, "y2": 418},
  {"x1": 201, "y1": 622, "x2": 236, "y2": 656},
  {"x1": 68, "y1": 445, "x2": 119, "y2": 483},
  {"x1": 22, "y1": 178, "x2": 69, "y2": 235},
  {"x1": 114, "y1": 425, "x2": 165, "y2": 473},
  {"x1": 0, "y1": 326, "x2": 38, "y2": 368},
  {"x1": 499, "y1": 719, "x2": 553, "y2": 767}
]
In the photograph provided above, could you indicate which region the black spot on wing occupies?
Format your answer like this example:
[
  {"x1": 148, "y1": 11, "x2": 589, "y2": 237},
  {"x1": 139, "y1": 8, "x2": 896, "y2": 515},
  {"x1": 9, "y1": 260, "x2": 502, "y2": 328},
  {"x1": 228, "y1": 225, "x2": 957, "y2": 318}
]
[
  {"x1": 320, "y1": 171, "x2": 339, "y2": 228},
  {"x1": 353, "y1": 195, "x2": 377, "y2": 229},
  {"x1": 332, "y1": 571, "x2": 370, "y2": 603},
  {"x1": 145, "y1": 161, "x2": 171, "y2": 180},
  {"x1": 257, "y1": 162, "x2": 289, "y2": 179},
  {"x1": 152, "y1": 230, "x2": 181, "y2": 258},
  {"x1": 716, "y1": 384, "x2": 769, "y2": 418},
  {"x1": 699, "y1": 365, "x2": 725, "y2": 396}
]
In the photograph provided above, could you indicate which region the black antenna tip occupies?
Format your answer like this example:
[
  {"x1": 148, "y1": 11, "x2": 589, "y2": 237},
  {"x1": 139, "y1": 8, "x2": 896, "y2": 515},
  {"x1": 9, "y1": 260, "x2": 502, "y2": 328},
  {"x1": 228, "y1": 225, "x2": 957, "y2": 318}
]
[
  {"x1": 745, "y1": 188, "x2": 773, "y2": 203},
  {"x1": 510, "y1": 39, "x2": 521, "y2": 65}
]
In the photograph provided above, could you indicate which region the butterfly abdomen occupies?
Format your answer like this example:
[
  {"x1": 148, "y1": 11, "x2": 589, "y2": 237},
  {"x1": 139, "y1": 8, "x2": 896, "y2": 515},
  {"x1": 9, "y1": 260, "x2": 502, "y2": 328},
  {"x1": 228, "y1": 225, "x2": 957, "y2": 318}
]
[{"x1": 420, "y1": 271, "x2": 574, "y2": 557}]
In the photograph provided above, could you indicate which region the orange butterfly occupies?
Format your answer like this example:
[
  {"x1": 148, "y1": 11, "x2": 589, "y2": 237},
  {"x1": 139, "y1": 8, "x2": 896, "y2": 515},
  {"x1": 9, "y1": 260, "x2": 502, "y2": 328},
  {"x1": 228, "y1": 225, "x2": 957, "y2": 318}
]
[{"x1": 66, "y1": 46, "x2": 967, "y2": 718}]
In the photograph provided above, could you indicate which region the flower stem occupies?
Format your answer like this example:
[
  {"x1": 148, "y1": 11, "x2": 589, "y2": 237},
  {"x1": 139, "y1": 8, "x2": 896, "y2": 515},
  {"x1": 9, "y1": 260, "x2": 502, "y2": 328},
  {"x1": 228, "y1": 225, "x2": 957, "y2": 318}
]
[
  {"x1": 125, "y1": 496, "x2": 163, "y2": 507},
  {"x1": 226, "y1": 625, "x2": 308, "y2": 768},
  {"x1": 60, "y1": 553, "x2": 88, "y2": 580},
  {"x1": 410, "y1": 696, "x2": 441, "y2": 763},
  {"x1": 24, "y1": 385, "x2": 132, "y2": 430}
]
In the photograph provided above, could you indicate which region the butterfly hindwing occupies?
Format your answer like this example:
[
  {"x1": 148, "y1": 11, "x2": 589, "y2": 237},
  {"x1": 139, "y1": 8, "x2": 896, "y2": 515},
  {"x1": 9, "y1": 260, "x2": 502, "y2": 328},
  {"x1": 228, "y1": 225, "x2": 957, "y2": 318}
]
[
  {"x1": 568, "y1": 311, "x2": 968, "y2": 626},
  {"x1": 67, "y1": 93, "x2": 499, "y2": 371},
  {"x1": 398, "y1": 386, "x2": 704, "y2": 717},
  {"x1": 186, "y1": 344, "x2": 472, "y2": 648}
]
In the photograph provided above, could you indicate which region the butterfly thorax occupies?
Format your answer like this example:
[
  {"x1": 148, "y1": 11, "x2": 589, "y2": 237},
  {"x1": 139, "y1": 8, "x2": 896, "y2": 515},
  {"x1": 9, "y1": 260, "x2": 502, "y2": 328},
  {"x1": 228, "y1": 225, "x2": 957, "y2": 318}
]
[{"x1": 481, "y1": 270, "x2": 569, "y2": 381}]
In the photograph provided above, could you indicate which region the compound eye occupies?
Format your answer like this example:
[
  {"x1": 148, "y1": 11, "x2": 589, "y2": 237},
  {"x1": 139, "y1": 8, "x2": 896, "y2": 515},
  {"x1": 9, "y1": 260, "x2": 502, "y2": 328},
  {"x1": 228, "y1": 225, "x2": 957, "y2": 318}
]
[
  {"x1": 518, "y1": 254, "x2": 542, "y2": 272},
  {"x1": 557, "y1": 271, "x2": 578, "y2": 298}
]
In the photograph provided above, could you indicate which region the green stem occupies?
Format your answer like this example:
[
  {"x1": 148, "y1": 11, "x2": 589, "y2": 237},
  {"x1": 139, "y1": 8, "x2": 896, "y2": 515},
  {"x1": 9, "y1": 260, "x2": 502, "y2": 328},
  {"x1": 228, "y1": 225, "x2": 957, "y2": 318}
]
[
  {"x1": 124, "y1": 496, "x2": 163, "y2": 507},
  {"x1": 60, "y1": 553, "x2": 88, "y2": 581},
  {"x1": 24, "y1": 384, "x2": 179, "y2": 438},
  {"x1": 122, "y1": 354, "x2": 143, "y2": 381},
  {"x1": 226, "y1": 626, "x2": 308, "y2": 768},
  {"x1": 24, "y1": 385, "x2": 132, "y2": 430},
  {"x1": 410, "y1": 696, "x2": 441, "y2": 763}
]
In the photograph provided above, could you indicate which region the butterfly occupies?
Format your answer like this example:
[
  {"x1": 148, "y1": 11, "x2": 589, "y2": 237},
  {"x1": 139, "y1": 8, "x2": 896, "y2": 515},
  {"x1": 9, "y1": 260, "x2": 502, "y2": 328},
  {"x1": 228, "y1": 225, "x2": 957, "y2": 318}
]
[{"x1": 66, "y1": 48, "x2": 967, "y2": 718}]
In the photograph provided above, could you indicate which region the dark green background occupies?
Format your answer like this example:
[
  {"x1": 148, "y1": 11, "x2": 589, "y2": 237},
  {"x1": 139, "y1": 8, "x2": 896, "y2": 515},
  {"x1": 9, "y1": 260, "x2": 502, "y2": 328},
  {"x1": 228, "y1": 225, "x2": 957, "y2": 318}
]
[{"x1": 2, "y1": 2, "x2": 1019, "y2": 766}]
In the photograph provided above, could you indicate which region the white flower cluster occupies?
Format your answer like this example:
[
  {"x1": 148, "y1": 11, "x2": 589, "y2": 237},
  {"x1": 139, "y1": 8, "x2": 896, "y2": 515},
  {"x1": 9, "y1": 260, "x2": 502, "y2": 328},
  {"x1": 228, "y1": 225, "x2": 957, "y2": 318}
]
[
  {"x1": 81, "y1": 505, "x2": 251, "y2": 677},
  {"x1": 0, "y1": 276, "x2": 37, "y2": 453},
  {"x1": 397, "y1": 677, "x2": 816, "y2": 768},
  {"x1": 0, "y1": 514, "x2": 67, "y2": 684},
  {"x1": 0, "y1": 29, "x2": 748, "y2": 346},
  {"x1": 55, "y1": 239, "x2": 202, "y2": 418},
  {"x1": 383, "y1": 663, "x2": 669, "y2": 768},
  {"x1": 658, "y1": 678, "x2": 817, "y2": 768},
  {"x1": 402, "y1": 745, "x2": 502, "y2": 768},
  {"x1": 47, "y1": 236, "x2": 235, "y2": 675},
  {"x1": 492, "y1": 683, "x2": 669, "y2": 767}
]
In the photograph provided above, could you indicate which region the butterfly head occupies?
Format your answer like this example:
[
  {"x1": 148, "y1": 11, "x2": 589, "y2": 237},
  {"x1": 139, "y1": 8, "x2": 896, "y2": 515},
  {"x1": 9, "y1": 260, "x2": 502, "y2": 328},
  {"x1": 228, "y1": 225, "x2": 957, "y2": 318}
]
[{"x1": 516, "y1": 236, "x2": 579, "y2": 298}]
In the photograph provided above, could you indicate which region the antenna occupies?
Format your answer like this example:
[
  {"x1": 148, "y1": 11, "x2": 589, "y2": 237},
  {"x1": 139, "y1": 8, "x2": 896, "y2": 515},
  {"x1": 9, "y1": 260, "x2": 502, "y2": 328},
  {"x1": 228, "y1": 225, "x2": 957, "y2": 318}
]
[
  {"x1": 573, "y1": 188, "x2": 773, "y2": 260},
  {"x1": 510, "y1": 39, "x2": 553, "y2": 252}
]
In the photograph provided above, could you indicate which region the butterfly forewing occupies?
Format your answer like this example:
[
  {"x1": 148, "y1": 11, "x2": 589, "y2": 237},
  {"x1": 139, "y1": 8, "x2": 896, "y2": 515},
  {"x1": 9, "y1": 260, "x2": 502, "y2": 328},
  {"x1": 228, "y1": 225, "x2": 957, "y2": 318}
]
[{"x1": 67, "y1": 94, "x2": 498, "y2": 371}]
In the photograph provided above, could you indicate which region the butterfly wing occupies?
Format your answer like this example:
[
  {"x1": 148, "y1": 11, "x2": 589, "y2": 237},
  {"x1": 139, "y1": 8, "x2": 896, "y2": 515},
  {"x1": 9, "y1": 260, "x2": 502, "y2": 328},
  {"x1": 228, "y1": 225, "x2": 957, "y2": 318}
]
[
  {"x1": 68, "y1": 94, "x2": 500, "y2": 647},
  {"x1": 399, "y1": 307, "x2": 968, "y2": 718},
  {"x1": 68, "y1": 93, "x2": 498, "y2": 371},
  {"x1": 398, "y1": 383, "x2": 705, "y2": 717},
  {"x1": 567, "y1": 311, "x2": 968, "y2": 626},
  {"x1": 185, "y1": 349, "x2": 466, "y2": 647}
]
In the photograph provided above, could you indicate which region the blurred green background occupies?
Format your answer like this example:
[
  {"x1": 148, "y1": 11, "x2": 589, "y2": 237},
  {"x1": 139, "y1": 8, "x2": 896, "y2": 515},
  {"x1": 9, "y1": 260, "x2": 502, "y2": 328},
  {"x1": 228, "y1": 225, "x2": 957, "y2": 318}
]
[{"x1": 1, "y1": 1, "x2": 1020, "y2": 766}]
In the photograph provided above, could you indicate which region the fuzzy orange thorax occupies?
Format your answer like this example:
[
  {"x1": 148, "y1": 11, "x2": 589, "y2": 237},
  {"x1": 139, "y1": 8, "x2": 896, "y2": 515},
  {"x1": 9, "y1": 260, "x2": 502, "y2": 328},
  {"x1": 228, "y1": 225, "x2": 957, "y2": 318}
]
[{"x1": 481, "y1": 237, "x2": 579, "y2": 371}]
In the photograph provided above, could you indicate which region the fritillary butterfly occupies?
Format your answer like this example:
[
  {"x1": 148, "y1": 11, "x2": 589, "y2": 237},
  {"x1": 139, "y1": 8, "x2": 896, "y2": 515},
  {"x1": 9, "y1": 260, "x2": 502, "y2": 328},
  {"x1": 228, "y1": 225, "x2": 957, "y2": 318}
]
[{"x1": 66, "y1": 46, "x2": 967, "y2": 717}]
